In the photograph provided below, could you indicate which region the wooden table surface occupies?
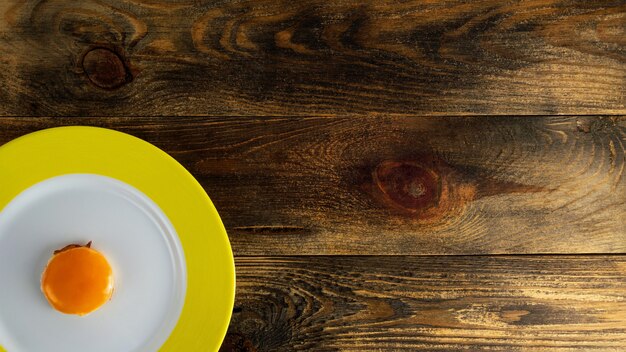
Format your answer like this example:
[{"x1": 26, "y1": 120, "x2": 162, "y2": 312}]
[{"x1": 1, "y1": 0, "x2": 625, "y2": 350}]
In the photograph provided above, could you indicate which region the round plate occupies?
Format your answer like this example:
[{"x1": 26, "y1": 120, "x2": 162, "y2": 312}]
[
  {"x1": 0, "y1": 174, "x2": 187, "y2": 351},
  {"x1": 0, "y1": 127, "x2": 235, "y2": 352}
]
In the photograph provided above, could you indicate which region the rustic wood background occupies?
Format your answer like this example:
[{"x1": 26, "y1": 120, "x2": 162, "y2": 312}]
[{"x1": 1, "y1": 0, "x2": 625, "y2": 350}]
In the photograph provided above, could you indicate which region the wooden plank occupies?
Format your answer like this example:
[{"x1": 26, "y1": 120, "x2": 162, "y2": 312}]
[
  {"x1": 1, "y1": 0, "x2": 624, "y2": 116},
  {"x1": 221, "y1": 256, "x2": 626, "y2": 351},
  {"x1": 0, "y1": 116, "x2": 624, "y2": 255}
]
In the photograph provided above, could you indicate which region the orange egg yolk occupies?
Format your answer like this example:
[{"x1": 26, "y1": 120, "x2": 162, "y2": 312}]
[{"x1": 41, "y1": 244, "x2": 114, "y2": 316}]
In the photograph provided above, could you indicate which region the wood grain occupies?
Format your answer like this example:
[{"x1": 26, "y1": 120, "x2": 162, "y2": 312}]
[
  {"x1": 221, "y1": 256, "x2": 626, "y2": 351},
  {"x1": 1, "y1": 0, "x2": 625, "y2": 116},
  {"x1": 0, "y1": 116, "x2": 624, "y2": 255}
]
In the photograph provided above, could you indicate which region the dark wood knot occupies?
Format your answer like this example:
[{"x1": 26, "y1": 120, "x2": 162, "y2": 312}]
[
  {"x1": 82, "y1": 48, "x2": 131, "y2": 89},
  {"x1": 373, "y1": 161, "x2": 441, "y2": 213},
  {"x1": 370, "y1": 155, "x2": 547, "y2": 221},
  {"x1": 220, "y1": 333, "x2": 257, "y2": 352},
  {"x1": 369, "y1": 155, "x2": 475, "y2": 221}
]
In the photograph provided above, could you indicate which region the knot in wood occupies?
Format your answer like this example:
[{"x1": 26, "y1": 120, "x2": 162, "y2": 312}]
[
  {"x1": 82, "y1": 48, "x2": 131, "y2": 89},
  {"x1": 374, "y1": 161, "x2": 440, "y2": 213}
]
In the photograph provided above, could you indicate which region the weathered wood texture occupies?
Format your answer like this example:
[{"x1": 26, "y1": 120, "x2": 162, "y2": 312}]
[
  {"x1": 1, "y1": 0, "x2": 625, "y2": 116},
  {"x1": 221, "y1": 256, "x2": 626, "y2": 351},
  {"x1": 1, "y1": 116, "x2": 624, "y2": 255}
]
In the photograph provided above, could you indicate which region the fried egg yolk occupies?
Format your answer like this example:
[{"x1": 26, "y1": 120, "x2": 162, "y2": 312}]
[{"x1": 41, "y1": 243, "x2": 114, "y2": 316}]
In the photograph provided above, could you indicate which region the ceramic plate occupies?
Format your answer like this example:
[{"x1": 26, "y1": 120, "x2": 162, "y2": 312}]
[{"x1": 0, "y1": 127, "x2": 235, "y2": 352}]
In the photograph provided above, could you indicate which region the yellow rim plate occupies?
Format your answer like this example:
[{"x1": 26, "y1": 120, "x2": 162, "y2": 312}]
[{"x1": 0, "y1": 127, "x2": 235, "y2": 352}]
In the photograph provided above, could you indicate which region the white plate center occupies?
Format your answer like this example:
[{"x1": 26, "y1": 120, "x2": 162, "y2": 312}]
[{"x1": 0, "y1": 174, "x2": 186, "y2": 352}]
